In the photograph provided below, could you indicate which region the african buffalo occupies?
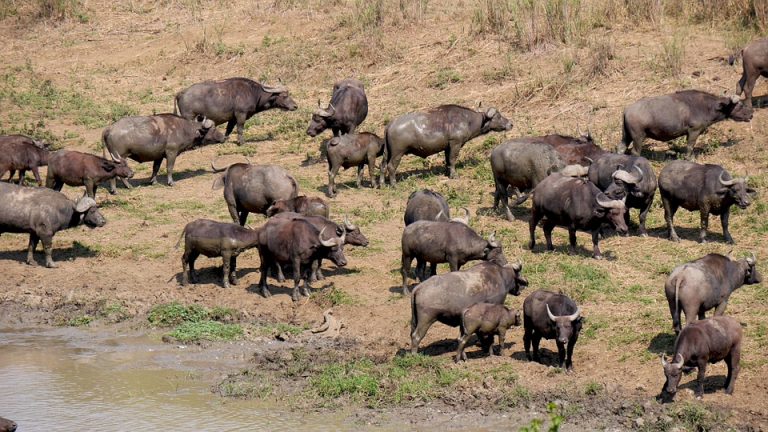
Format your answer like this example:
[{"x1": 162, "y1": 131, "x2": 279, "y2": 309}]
[
  {"x1": 410, "y1": 261, "x2": 528, "y2": 354},
  {"x1": 661, "y1": 316, "x2": 742, "y2": 400},
  {"x1": 665, "y1": 253, "x2": 761, "y2": 334},
  {"x1": 658, "y1": 161, "x2": 755, "y2": 244},
  {"x1": 523, "y1": 290, "x2": 582, "y2": 372},
  {"x1": 307, "y1": 78, "x2": 368, "y2": 137},
  {"x1": 0, "y1": 182, "x2": 105, "y2": 268},
  {"x1": 325, "y1": 132, "x2": 384, "y2": 197},
  {"x1": 266, "y1": 195, "x2": 329, "y2": 218},
  {"x1": 211, "y1": 161, "x2": 299, "y2": 225},
  {"x1": 381, "y1": 105, "x2": 512, "y2": 185},
  {"x1": 618, "y1": 90, "x2": 752, "y2": 159},
  {"x1": 0, "y1": 134, "x2": 49, "y2": 186},
  {"x1": 45, "y1": 150, "x2": 134, "y2": 198},
  {"x1": 0, "y1": 416, "x2": 16, "y2": 432},
  {"x1": 103, "y1": 114, "x2": 225, "y2": 190},
  {"x1": 731, "y1": 38, "x2": 768, "y2": 107},
  {"x1": 404, "y1": 189, "x2": 450, "y2": 226},
  {"x1": 455, "y1": 303, "x2": 521, "y2": 362},
  {"x1": 175, "y1": 78, "x2": 298, "y2": 145},
  {"x1": 587, "y1": 154, "x2": 657, "y2": 236},
  {"x1": 529, "y1": 173, "x2": 627, "y2": 259},
  {"x1": 401, "y1": 221, "x2": 506, "y2": 295}
]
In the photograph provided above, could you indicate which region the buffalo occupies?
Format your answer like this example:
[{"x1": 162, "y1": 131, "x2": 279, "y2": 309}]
[
  {"x1": 103, "y1": 114, "x2": 225, "y2": 190},
  {"x1": 665, "y1": 253, "x2": 761, "y2": 334},
  {"x1": 381, "y1": 105, "x2": 512, "y2": 185},
  {"x1": 404, "y1": 189, "x2": 450, "y2": 226},
  {"x1": 307, "y1": 78, "x2": 368, "y2": 137},
  {"x1": 523, "y1": 290, "x2": 582, "y2": 372},
  {"x1": 455, "y1": 303, "x2": 521, "y2": 362},
  {"x1": 175, "y1": 78, "x2": 298, "y2": 145},
  {"x1": 325, "y1": 132, "x2": 384, "y2": 197},
  {"x1": 410, "y1": 261, "x2": 528, "y2": 354},
  {"x1": 658, "y1": 161, "x2": 755, "y2": 244},
  {"x1": 529, "y1": 173, "x2": 627, "y2": 259},
  {"x1": 0, "y1": 182, "x2": 105, "y2": 268},
  {"x1": 731, "y1": 38, "x2": 768, "y2": 107},
  {"x1": 45, "y1": 150, "x2": 134, "y2": 198},
  {"x1": 0, "y1": 134, "x2": 49, "y2": 186},
  {"x1": 211, "y1": 161, "x2": 299, "y2": 225},
  {"x1": 618, "y1": 90, "x2": 753, "y2": 159},
  {"x1": 661, "y1": 316, "x2": 742, "y2": 400},
  {"x1": 0, "y1": 417, "x2": 16, "y2": 432},
  {"x1": 266, "y1": 195, "x2": 329, "y2": 218}
]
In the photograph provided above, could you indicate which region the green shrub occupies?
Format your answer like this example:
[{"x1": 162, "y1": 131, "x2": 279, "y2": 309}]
[
  {"x1": 168, "y1": 320, "x2": 243, "y2": 343},
  {"x1": 147, "y1": 302, "x2": 209, "y2": 327}
]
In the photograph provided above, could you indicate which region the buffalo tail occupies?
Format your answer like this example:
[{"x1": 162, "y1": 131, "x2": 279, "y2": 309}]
[
  {"x1": 674, "y1": 277, "x2": 682, "y2": 321},
  {"x1": 174, "y1": 228, "x2": 186, "y2": 250}
]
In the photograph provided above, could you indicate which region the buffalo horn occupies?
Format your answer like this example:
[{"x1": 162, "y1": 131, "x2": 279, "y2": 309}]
[
  {"x1": 318, "y1": 227, "x2": 337, "y2": 247},
  {"x1": 747, "y1": 252, "x2": 756, "y2": 265},
  {"x1": 487, "y1": 231, "x2": 499, "y2": 248},
  {"x1": 546, "y1": 304, "x2": 557, "y2": 322},
  {"x1": 201, "y1": 118, "x2": 214, "y2": 129},
  {"x1": 731, "y1": 94, "x2": 741, "y2": 104},
  {"x1": 262, "y1": 83, "x2": 287, "y2": 93},
  {"x1": 612, "y1": 166, "x2": 643, "y2": 184},
  {"x1": 211, "y1": 157, "x2": 228, "y2": 173},
  {"x1": 565, "y1": 307, "x2": 581, "y2": 322},
  {"x1": 485, "y1": 107, "x2": 497, "y2": 119},
  {"x1": 435, "y1": 209, "x2": 445, "y2": 221},
  {"x1": 510, "y1": 259, "x2": 522, "y2": 272},
  {"x1": 74, "y1": 196, "x2": 97, "y2": 213},
  {"x1": 583, "y1": 156, "x2": 594, "y2": 165},
  {"x1": 718, "y1": 170, "x2": 741, "y2": 186},
  {"x1": 661, "y1": 354, "x2": 668, "y2": 367},
  {"x1": 451, "y1": 208, "x2": 470, "y2": 225},
  {"x1": 344, "y1": 216, "x2": 357, "y2": 231},
  {"x1": 596, "y1": 193, "x2": 625, "y2": 209},
  {"x1": 109, "y1": 151, "x2": 123, "y2": 163},
  {"x1": 672, "y1": 353, "x2": 684, "y2": 368}
]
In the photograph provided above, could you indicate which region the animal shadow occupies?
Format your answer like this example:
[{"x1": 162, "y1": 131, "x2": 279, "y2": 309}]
[
  {"x1": 751, "y1": 95, "x2": 768, "y2": 108},
  {"x1": 528, "y1": 242, "x2": 619, "y2": 261},
  {"x1": 0, "y1": 241, "x2": 99, "y2": 265},
  {"x1": 511, "y1": 347, "x2": 560, "y2": 367},
  {"x1": 476, "y1": 205, "x2": 532, "y2": 223},
  {"x1": 416, "y1": 338, "x2": 459, "y2": 357},
  {"x1": 645, "y1": 226, "x2": 728, "y2": 244},
  {"x1": 165, "y1": 168, "x2": 209, "y2": 183},
  {"x1": 647, "y1": 332, "x2": 677, "y2": 355}
]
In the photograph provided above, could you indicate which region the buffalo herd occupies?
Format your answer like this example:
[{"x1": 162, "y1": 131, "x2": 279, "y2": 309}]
[{"x1": 1, "y1": 37, "x2": 766, "y2": 415}]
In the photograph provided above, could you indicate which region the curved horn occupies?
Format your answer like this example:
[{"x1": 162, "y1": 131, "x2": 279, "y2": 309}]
[
  {"x1": 727, "y1": 249, "x2": 734, "y2": 259},
  {"x1": 435, "y1": 209, "x2": 445, "y2": 221},
  {"x1": 262, "y1": 83, "x2": 287, "y2": 93},
  {"x1": 747, "y1": 252, "x2": 756, "y2": 265},
  {"x1": 485, "y1": 107, "x2": 497, "y2": 118},
  {"x1": 314, "y1": 106, "x2": 332, "y2": 117},
  {"x1": 731, "y1": 94, "x2": 741, "y2": 104},
  {"x1": 74, "y1": 196, "x2": 97, "y2": 213},
  {"x1": 546, "y1": 304, "x2": 557, "y2": 322},
  {"x1": 344, "y1": 216, "x2": 357, "y2": 231},
  {"x1": 612, "y1": 166, "x2": 642, "y2": 185},
  {"x1": 109, "y1": 151, "x2": 123, "y2": 163},
  {"x1": 673, "y1": 353, "x2": 684, "y2": 368},
  {"x1": 211, "y1": 157, "x2": 228, "y2": 173},
  {"x1": 487, "y1": 231, "x2": 499, "y2": 247},
  {"x1": 583, "y1": 156, "x2": 594, "y2": 165},
  {"x1": 565, "y1": 307, "x2": 581, "y2": 322},
  {"x1": 596, "y1": 193, "x2": 625, "y2": 209},
  {"x1": 719, "y1": 170, "x2": 737, "y2": 186},
  {"x1": 317, "y1": 98, "x2": 322, "y2": 108},
  {"x1": 318, "y1": 227, "x2": 337, "y2": 247},
  {"x1": 202, "y1": 118, "x2": 215, "y2": 129},
  {"x1": 661, "y1": 354, "x2": 668, "y2": 367},
  {"x1": 511, "y1": 259, "x2": 522, "y2": 271}
]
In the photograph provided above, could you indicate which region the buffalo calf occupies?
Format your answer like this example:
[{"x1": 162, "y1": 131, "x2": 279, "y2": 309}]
[
  {"x1": 46, "y1": 150, "x2": 134, "y2": 198},
  {"x1": 266, "y1": 195, "x2": 329, "y2": 218},
  {"x1": 325, "y1": 132, "x2": 384, "y2": 196},
  {"x1": 0, "y1": 134, "x2": 49, "y2": 186},
  {"x1": 732, "y1": 38, "x2": 768, "y2": 107},
  {"x1": 455, "y1": 303, "x2": 521, "y2": 362},
  {"x1": 523, "y1": 290, "x2": 582, "y2": 372}
]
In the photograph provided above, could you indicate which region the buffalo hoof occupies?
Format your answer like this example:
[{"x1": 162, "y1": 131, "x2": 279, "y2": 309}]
[
  {"x1": 402, "y1": 287, "x2": 411, "y2": 296},
  {"x1": 26, "y1": 259, "x2": 38, "y2": 267},
  {"x1": 261, "y1": 287, "x2": 272, "y2": 298},
  {"x1": 229, "y1": 276, "x2": 239, "y2": 285},
  {"x1": 454, "y1": 356, "x2": 464, "y2": 363},
  {"x1": 223, "y1": 282, "x2": 231, "y2": 289},
  {"x1": 109, "y1": 189, "x2": 117, "y2": 195},
  {"x1": 291, "y1": 294, "x2": 300, "y2": 302},
  {"x1": 669, "y1": 236, "x2": 681, "y2": 242},
  {"x1": 725, "y1": 239, "x2": 736, "y2": 245},
  {"x1": 301, "y1": 286, "x2": 311, "y2": 297},
  {"x1": 168, "y1": 181, "x2": 175, "y2": 187},
  {"x1": 640, "y1": 233, "x2": 648, "y2": 238},
  {"x1": 593, "y1": 255, "x2": 603, "y2": 260},
  {"x1": 45, "y1": 261, "x2": 59, "y2": 269}
]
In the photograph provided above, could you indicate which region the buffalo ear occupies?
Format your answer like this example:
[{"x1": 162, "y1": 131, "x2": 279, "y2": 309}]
[
  {"x1": 102, "y1": 161, "x2": 116, "y2": 172},
  {"x1": 747, "y1": 187, "x2": 757, "y2": 197},
  {"x1": 211, "y1": 175, "x2": 226, "y2": 190}
]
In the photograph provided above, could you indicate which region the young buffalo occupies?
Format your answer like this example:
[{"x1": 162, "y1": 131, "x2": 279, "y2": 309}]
[
  {"x1": 455, "y1": 303, "x2": 520, "y2": 362},
  {"x1": 46, "y1": 150, "x2": 134, "y2": 198}
]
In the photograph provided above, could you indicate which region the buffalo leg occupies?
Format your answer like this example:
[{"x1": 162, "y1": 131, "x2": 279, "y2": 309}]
[
  {"x1": 235, "y1": 113, "x2": 247, "y2": 146},
  {"x1": 356, "y1": 164, "x2": 364, "y2": 188},
  {"x1": 496, "y1": 180, "x2": 514, "y2": 222},
  {"x1": 386, "y1": 152, "x2": 404, "y2": 186},
  {"x1": 742, "y1": 71, "x2": 757, "y2": 108},
  {"x1": 401, "y1": 253, "x2": 414, "y2": 295},
  {"x1": 366, "y1": 154, "x2": 377, "y2": 188},
  {"x1": 529, "y1": 207, "x2": 541, "y2": 251},
  {"x1": 84, "y1": 180, "x2": 96, "y2": 199},
  {"x1": 165, "y1": 152, "x2": 178, "y2": 186},
  {"x1": 724, "y1": 343, "x2": 740, "y2": 394},
  {"x1": 721, "y1": 210, "x2": 734, "y2": 244},
  {"x1": 543, "y1": 221, "x2": 556, "y2": 251},
  {"x1": 149, "y1": 159, "x2": 163, "y2": 185},
  {"x1": 52, "y1": 179, "x2": 64, "y2": 192},
  {"x1": 274, "y1": 263, "x2": 286, "y2": 283},
  {"x1": 221, "y1": 252, "x2": 232, "y2": 289},
  {"x1": 257, "y1": 250, "x2": 272, "y2": 298},
  {"x1": 694, "y1": 362, "x2": 707, "y2": 399},
  {"x1": 17, "y1": 169, "x2": 26, "y2": 185},
  {"x1": 448, "y1": 258, "x2": 459, "y2": 272},
  {"x1": 225, "y1": 118, "x2": 236, "y2": 137},
  {"x1": 556, "y1": 340, "x2": 567, "y2": 369},
  {"x1": 291, "y1": 257, "x2": 302, "y2": 302},
  {"x1": 591, "y1": 230, "x2": 602, "y2": 259},
  {"x1": 429, "y1": 262, "x2": 437, "y2": 278},
  {"x1": 629, "y1": 132, "x2": 644, "y2": 156},
  {"x1": 523, "y1": 327, "x2": 533, "y2": 360},
  {"x1": 698, "y1": 206, "x2": 711, "y2": 243},
  {"x1": 662, "y1": 196, "x2": 680, "y2": 242},
  {"x1": 44, "y1": 173, "x2": 55, "y2": 189},
  {"x1": 327, "y1": 166, "x2": 339, "y2": 197},
  {"x1": 238, "y1": 211, "x2": 249, "y2": 226},
  {"x1": 314, "y1": 258, "x2": 325, "y2": 281},
  {"x1": 455, "y1": 332, "x2": 473, "y2": 362},
  {"x1": 186, "y1": 250, "x2": 199, "y2": 283},
  {"x1": 567, "y1": 227, "x2": 578, "y2": 255},
  {"x1": 714, "y1": 300, "x2": 729, "y2": 316},
  {"x1": 302, "y1": 264, "x2": 313, "y2": 297},
  {"x1": 26, "y1": 234, "x2": 40, "y2": 266},
  {"x1": 668, "y1": 296, "x2": 682, "y2": 334},
  {"x1": 229, "y1": 256, "x2": 238, "y2": 285},
  {"x1": 685, "y1": 130, "x2": 702, "y2": 160},
  {"x1": 411, "y1": 315, "x2": 437, "y2": 355},
  {"x1": 638, "y1": 200, "x2": 652, "y2": 237},
  {"x1": 181, "y1": 253, "x2": 190, "y2": 286},
  {"x1": 41, "y1": 235, "x2": 57, "y2": 268},
  {"x1": 531, "y1": 335, "x2": 542, "y2": 363},
  {"x1": 496, "y1": 329, "x2": 507, "y2": 356},
  {"x1": 31, "y1": 166, "x2": 43, "y2": 186},
  {"x1": 566, "y1": 335, "x2": 578, "y2": 372}
]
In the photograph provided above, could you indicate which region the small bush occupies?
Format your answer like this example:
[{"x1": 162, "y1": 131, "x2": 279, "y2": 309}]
[
  {"x1": 311, "y1": 359, "x2": 381, "y2": 399},
  {"x1": 67, "y1": 314, "x2": 94, "y2": 327},
  {"x1": 655, "y1": 33, "x2": 686, "y2": 77},
  {"x1": 429, "y1": 68, "x2": 463, "y2": 89},
  {"x1": 584, "y1": 380, "x2": 603, "y2": 396},
  {"x1": 36, "y1": 0, "x2": 87, "y2": 22},
  {"x1": 587, "y1": 37, "x2": 615, "y2": 78},
  {"x1": 168, "y1": 320, "x2": 243, "y2": 343},
  {"x1": 148, "y1": 302, "x2": 209, "y2": 327}
]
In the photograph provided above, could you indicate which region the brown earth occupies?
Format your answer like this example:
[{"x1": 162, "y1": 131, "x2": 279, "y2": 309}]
[{"x1": 1, "y1": 1, "x2": 768, "y2": 430}]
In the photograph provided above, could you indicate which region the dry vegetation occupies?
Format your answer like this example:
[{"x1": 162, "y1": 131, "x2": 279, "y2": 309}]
[{"x1": 1, "y1": 0, "x2": 768, "y2": 429}]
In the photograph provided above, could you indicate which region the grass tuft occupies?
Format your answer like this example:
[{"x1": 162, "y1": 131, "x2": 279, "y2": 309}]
[{"x1": 167, "y1": 320, "x2": 243, "y2": 343}]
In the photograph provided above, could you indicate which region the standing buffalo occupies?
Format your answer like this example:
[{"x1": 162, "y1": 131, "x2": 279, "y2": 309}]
[
  {"x1": 211, "y1": 162, "x2": 299, "y2": 225},
  {"x1": 401, "y1": 221, "x2": 506, "y2": 294},
  {"x1": 658, "y1": 161, "x2": 755, "y2": 244},
  {"x1": 530, "y1": 174, "x2": 627, "y2": 259},
  {"x1": 731, "y1": 38, "x2": 768, "y2": 107},
  {"x1": 665, "y1": 253, "x2": 761, "y2": 334},
  {"x1": 266, "y1": 196, "x2": 329, "y2": 218},
  {"x1": 103, "y1": 114, "x2": 225, "y2": 190},
  {"x1": 325, "y1": 132, "x2": 384, "y2": 197},
  {"x1": 45, "y1": 150, "x2": 134, "y2": 198},
  {"x1": 618, "y1": 90, "x2": 752, "y2": 159},
  {"x1": 0, "y1": 183, "x2": 105, "y2": 268},
  {"x1": 0, "y1": 135, "x2": 49, "y2": 185},
  {"x1": 661, "y1": 316, "x2": 742, "y2": 400},
  {"x1": 523, "y1": 290, "x2": 582, "y2": 372},
  {"x1": 455, "y1": 303, "x2": 521, "y2": 362},
  {"x1": 410, "y1": 261, "x2": 528, "y2": 354},
  {"x1": 175, "y1": 78, "x2": 298, "y2": 145},
  {"x1": 404, "y1": 189, "x2": 450, "y2": 226},
  {"x1": 381, "y1": 105, "x2": 512, "y2": 185},
  {"x1": 588, "y1": 154, "x2": 657, "y2": 236},
  {"x1": 307, "y1": 78, "x2": 368, "y2": 137}
]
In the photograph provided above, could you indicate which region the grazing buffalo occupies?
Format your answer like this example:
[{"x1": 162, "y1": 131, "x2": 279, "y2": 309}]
[
  {"x1": 403, "y1": 189, "x2": 451, "y2": 280},
  {"x1": 410, "y1": 261, "x2": 528, "y2": 354},
  {"x1": 455, "y1": 303, "x2": 521, "y2": 362},
  {"x1": 103, "y1": 114, "x2": 225, "y2": 190},
  {"x1": 665, "y1": 253, "x2": 761, "y2": 334},
  {"x1": 175, "y1": 78, "x2": 298, "y2": 145},
  {"x1": 177, "y1": 219, "x2": 261, "y2": 289},
  {"x1": 618, "y1": 90, "x2": 753, "y2": 159},
  {"x1": 658, "y1": 161, "x2": 754, "y2": 244},
  {"x1": 530, "y1": 174, "x2": 627, "y2": 259},
  {"x1": 0, "y1": 183, "x2": 105, "y2": 268},
  {"x1": 325, "y1": 132, "x2": 384, "y2": 197},
  {"x1": 45, "y1": 150, "x2": 134, "y2": 198},
  {"x1": 257, "y1": 217, "x2": 346, "y2": 301},
  {"x1": 661, "y1": 316, "x2": 742, "y2": 400},
  {"x1": 731, "y1": 38, "x2": 768, "y2": 107},
  {"x1": 523, "y1": 290, "x2": 582, "y2": 372},
  {"x1": 0, "y1": 134, "x2": 49, "y2": 185},
  {"x1": 307, "y1": 78, "x2": 368, "y2": 137},
  {"x1": 588, "y1": 154, "x2": 657, "y2": 236},
  {"x1": 401, "y1": 221, "x2": 506, "y2": 295},
  {"x1": 381, "y1": 105, "x2": 512, "y2": 185},
  {"x1": 0, "y1": 416, "x2": 16, "y2": 432},
  {"x1": 211, "y1": 161, "x2": 299, "y2": 225},
  {"x1": 266, "y1": 195, "x2": 329, "y2": 218}
]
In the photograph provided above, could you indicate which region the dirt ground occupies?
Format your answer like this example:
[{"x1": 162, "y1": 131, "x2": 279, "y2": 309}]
[{"x1": 1, "y1": 1, "x2": 768, "y2": 430}]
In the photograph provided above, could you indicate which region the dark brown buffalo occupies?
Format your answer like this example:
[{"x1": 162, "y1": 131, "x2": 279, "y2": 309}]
[
  {"x1": 266, "y1": 195, "x2": 329, "y2": 218},
  {"x1": 45, "y1": 150, "x2": 134, "y2": 198},
  {"x1": 307, "y1": 78, "x2": 368, "y2": 137},
  {"x1": 523, "y1": 290, "x2": 582, "y2": 372},
  {"x1": 665, "y1": 253, "x2": 761, "y2": 334},
  {"x1": 0, "y1": 134, "x2": 49, "y2": 185},
  {"x1": 661, "y1": 316, "x2": 742, "y2": 400},
  {"x1": 103, "y1": 114, "x2": 225, "y2": 190},
  {"x1": 325, "y1": 132, "x2": 384, "y2": 197},
  {"x1": 0, "y1": 417, "x2": 16, "y2": 432},
  {"x1": 731, "y1": 38, "x2": 768, "y2": 107},
  {"x1": 176, "y1": 219, "x2": 260, "y2": 289},
  {"x1": 455, "y1": 303, "x2": 521, "y2": 362},
  {"x1": 381, "y1": 105, "x2": 512, "y2": 185},
  {"x1": 0, "y1": 183, "x2": 105, "y2": 268},
  {"x1": 658, "y1": 161, "x2": 755, "y2": 244},
  {"x1": 175, "y1": 78, "x2": 298, "y2": 145},
  {"x1": 619, "y1": 90, "x2": 753, "y2": 159},
  {"x1": 547, "y1": 132, "x2": 607, "y2": 165},
  {"x1": 530, "y1": 174, "x2": 627, "y2": 259}
]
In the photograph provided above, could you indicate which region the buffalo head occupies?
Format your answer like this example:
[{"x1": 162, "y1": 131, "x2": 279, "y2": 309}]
[
  {"x1": 661, "y1": 354, "x2": 685, "y2": 397},
  {"x1": 343, "y1": 217, "x2": 368, "y2": 247},
  {"x1": 266, "y1": 200, "x2": 292, "y2": 217},
  {"x1": 546, "y1": 304, "x2": 582, "y2": 345},
  {"x1": 742, "y1": 253, "x2": 763, "y2": 285},
  {"x1": 262, "y1": 84, "x2": 298, "y2": 111},
  {"x1": 484, "y1": 231, "x2": 507, "y2": 266},
  {"x1": 721, "y1": 95, "x2": 753, "y2": 122},
  {"x1": 307, "y1": 101, "x2": 334, "y2": 137},
  {"x1": 75, "y1": 197, "x2": 106, "y2": 228},
  {"x1": 505, "y1": 260, "x2": 528, "y2": 295},
  {"x1": 102, "y1": 159, "x2": 135, "y2": 179},
  {"x1": 480, "y1": 107, "x2": 513, "y2": 132},
  {"x1": 318, "y1": 227, "x2": 347, "y2": 267},
  {"x1": 595, "y1": 194, "x2": 628, "y2": 234},
  {"x1": 717, "y1": 171, "x2": 755, "y2": 209}
]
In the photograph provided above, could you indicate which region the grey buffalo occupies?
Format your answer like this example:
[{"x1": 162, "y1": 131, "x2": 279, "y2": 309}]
[
  {"x1": 618, "y1": 90, "x2": 752, "y2": 159},
  {"x1": 658, "y1": 161, "x2": 755, "y2": 244},
  {"x1": 665, "y1": 253, "x2": 761, "y2": 334},
  {"x1": 46, "y1": 150, "x2": 134, "y2": 198},
  {"x1": 403, "y1": 189, "x2": 450, "y2": 226},
  {"x1": 0, "y1": 182, "x2": 105, "y2": 267},
  {"x1": 175, "y1": 78, "x2": 298, "y2": 145},
  {"x1": 266, "y1": 196, "x2": 329, "y2": 218},
  {"x1": 455, "y1": 303, "x2": 521, "y2": 362},
  {"x1": 381, "y1": 105, "x2": 512, "y2": 185},
  {"x1": 731, "y1": 38, "x2": 768, "y2": 107},
  {"x1": 307, "y1": 78, "x2": 368, "y2": 137},
  {"x1": 523, "y1": 290, "x2": 582, "y2": 372},
  {"x1": 0, "y1": 134, "x2": 49, "y2": 186},
  {"x1": 410, "y1": 261, "x2": 528, "y2": 355},
  {"x1": 325, "y1": 132, "x2": 384, "y2": 197}
]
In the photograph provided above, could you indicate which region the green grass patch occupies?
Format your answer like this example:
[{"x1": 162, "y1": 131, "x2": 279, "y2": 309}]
[
  {"x1": 148, "y1": 302, "x2": 213, "y2": 327},
  {"x1": 168, "y1": 320, "x2": 243, "y2": 343},
  {"x1": 311, "y1": 359, "x2": 380, "y2": 400},
  {"x1": 558, "y1": 261, "x2": 614, "y2": 302},
  {"x1": 316, "y1": 286, "x2": 357, "y2": 306},
  {"x1": 67, "y1": 314, "x2": 94, "y2": 327}
]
